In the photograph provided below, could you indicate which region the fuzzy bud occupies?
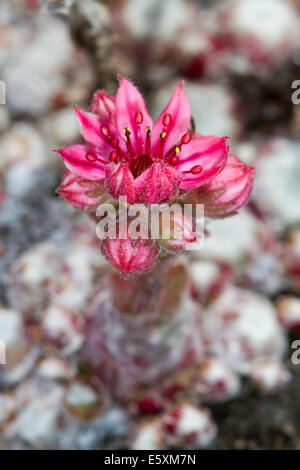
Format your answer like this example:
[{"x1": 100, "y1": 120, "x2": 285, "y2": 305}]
[
  {"x1": 57, "y1": 170, "x2": 108, "y2": 210},
  {"x1": 189, "y1": 155, "x2": 255, "y2": 218}
]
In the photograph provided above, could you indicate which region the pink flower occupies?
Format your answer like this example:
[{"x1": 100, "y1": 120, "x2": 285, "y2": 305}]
[
  {"x1": 57, "y1": 170, "x2": 108, "y2": 210},
  {"x1": 101, "y1": 229, "x2": 159, "y2": 275},
  {"x1": 55, "y1": 77, "x2": 229, "y2": 204},
  {"x1": 188, "y1": 154, "x2": 255, "y2": 218}
]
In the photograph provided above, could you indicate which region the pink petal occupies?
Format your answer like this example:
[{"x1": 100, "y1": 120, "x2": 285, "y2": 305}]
[
  {"x1": 55, "y1": 145, "x2": 106, "y2": 180},
  {"x1": 134, "y1": 162, "x2": 183, "y2": 204},
  {"x1": 177, "y1": 136, "x2": 229, "y2": 190},
  {"x1": 74, "y1": 106, "x2": 115, "y2": 153},
  {"x1": 105, "y1": 162, "x2": 137, "y2": 203},
  {"x1": 116, "y1": 76, "x2": 153, "y2": 156},
  {"x1": 152, "y1": 81, "x2": 191, "y2": 158}
]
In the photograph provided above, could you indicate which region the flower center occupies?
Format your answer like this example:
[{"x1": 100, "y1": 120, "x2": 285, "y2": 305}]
[
  {"x1": 129, "y1": 153, "x2": 154, "y2": 178},
  {"x1": 85, "y1": 111, "x2": 203, "y2": 178}
]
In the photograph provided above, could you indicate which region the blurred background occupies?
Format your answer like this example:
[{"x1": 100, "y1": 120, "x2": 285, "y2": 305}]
[{"x1": 1, "y1": 0, "x2": 300, "y2": 450}]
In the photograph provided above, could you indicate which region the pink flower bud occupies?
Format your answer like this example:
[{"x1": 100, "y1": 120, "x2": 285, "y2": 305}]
[
  {"x1": 90, "y1": 90, "x2": 116, "y2": 124},
  {"x1": 101, "y1": 231, "x2": 159, "y2": 275},
  {"x1": 104, "y1": 162, "x2": 137, "y2": 203},
  {"x1": 191, "y1": 154, "x2": 255, "y2": 218},
  {"x1": 160, "y1": 209, "x2": 198, "y2": 251},
  {"x1": 57, "y1": 170, "x2": 107, "y2": 210},
  {"x1": 134, "y1": 162, "x2": 183, "y2": 204}
]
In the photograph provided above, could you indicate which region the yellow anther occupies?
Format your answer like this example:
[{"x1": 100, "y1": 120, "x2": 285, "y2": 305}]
[
  {"x1": 175, "y1": 147, "x2": 181, "y2": 154},
  {"x1": 146, "y1": 126, "x2": 151, "y2": 132},
  {"x1": 161, "y1": 131, "x2": 167, "y2": 139},
  {"x1": 123, "y1": 127, "x2": 131, "y2": 135}
]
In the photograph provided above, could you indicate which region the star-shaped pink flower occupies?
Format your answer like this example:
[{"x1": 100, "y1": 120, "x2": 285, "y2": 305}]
[{"x1": 55, "y1": 77, "x2": 229, "y2": 204}]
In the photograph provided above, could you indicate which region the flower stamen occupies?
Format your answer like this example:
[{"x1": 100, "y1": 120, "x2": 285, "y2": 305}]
[
  {"x1": 184, "y1": 165, "x2": 203, "y2": 175},
  {"x1": 85, "y1": 152, "x2": 97, "y2": 161},
  {"x1": 145, "y1": 126, "x2": 151, "y2": 155},
  {"x1": 110, "y1": 137, "x2": 127, "y2": 162},
  {"x1": 181, "y1": 133, "x2": 192, "y2": 145},
  {"x1": 85, "y1": 151, "x2": 107, "y2": 165},
  {"x1": 135, "y1": 111, "x2": 144, "y2": 124},
  {"x1": 111, "y1": 137, "x2": 119, "y2": 147},
  {"x1": 123, "y1": 127, "x2": 135, "y2": 159},
  {"x1": 166, "y1": 132, "x2": 192, "y2": 165},
  {"x1": 109, "y1": 151, "x2": 119, "y2": 163},
  {"x1": 134, "y1": 111, "x2": 144, "y2": 153},
  {"x1": 158, "y1": 131, "x2": 167, "y2": 158},
  {"x1": 163, "y1": 113, "x2": 172, "y2": 127},
  {"x1": 100, "y1": 125, "x2": 111, "y2": 137},
  {"x1": 170, "y1": 156, "x2": 179, "y2": 166}
]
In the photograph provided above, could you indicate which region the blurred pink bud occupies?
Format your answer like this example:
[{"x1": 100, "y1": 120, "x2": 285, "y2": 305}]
[
  {"x1": 160, "y1": 210, "x2": 198, "y2": 251},
  {"x1": 189, "y1": 259, "x2": 233, "y2": 305},
  {"x1": 162, "y1": 402, "x2": 217, "y2": 449},
  {"x1": 130, "y1": 418, "x2": 165, "y2": 450},
  {"x1": 196, "y1": 357, "x2": 240, "y2": 403},
  {"x1": 249, "y1": 359, "x2": 291, "y2": 394},
  {"x1": 137, "y1": 395, "x2": 165, "y2": 415},
  {"x1": 276, "y1": 296, "x2": 300, "y2": 332}
]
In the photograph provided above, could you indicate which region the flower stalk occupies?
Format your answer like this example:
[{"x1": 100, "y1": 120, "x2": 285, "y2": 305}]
[{"x1": 55, "y1": 77, "x2": 255, "y2": 397}]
